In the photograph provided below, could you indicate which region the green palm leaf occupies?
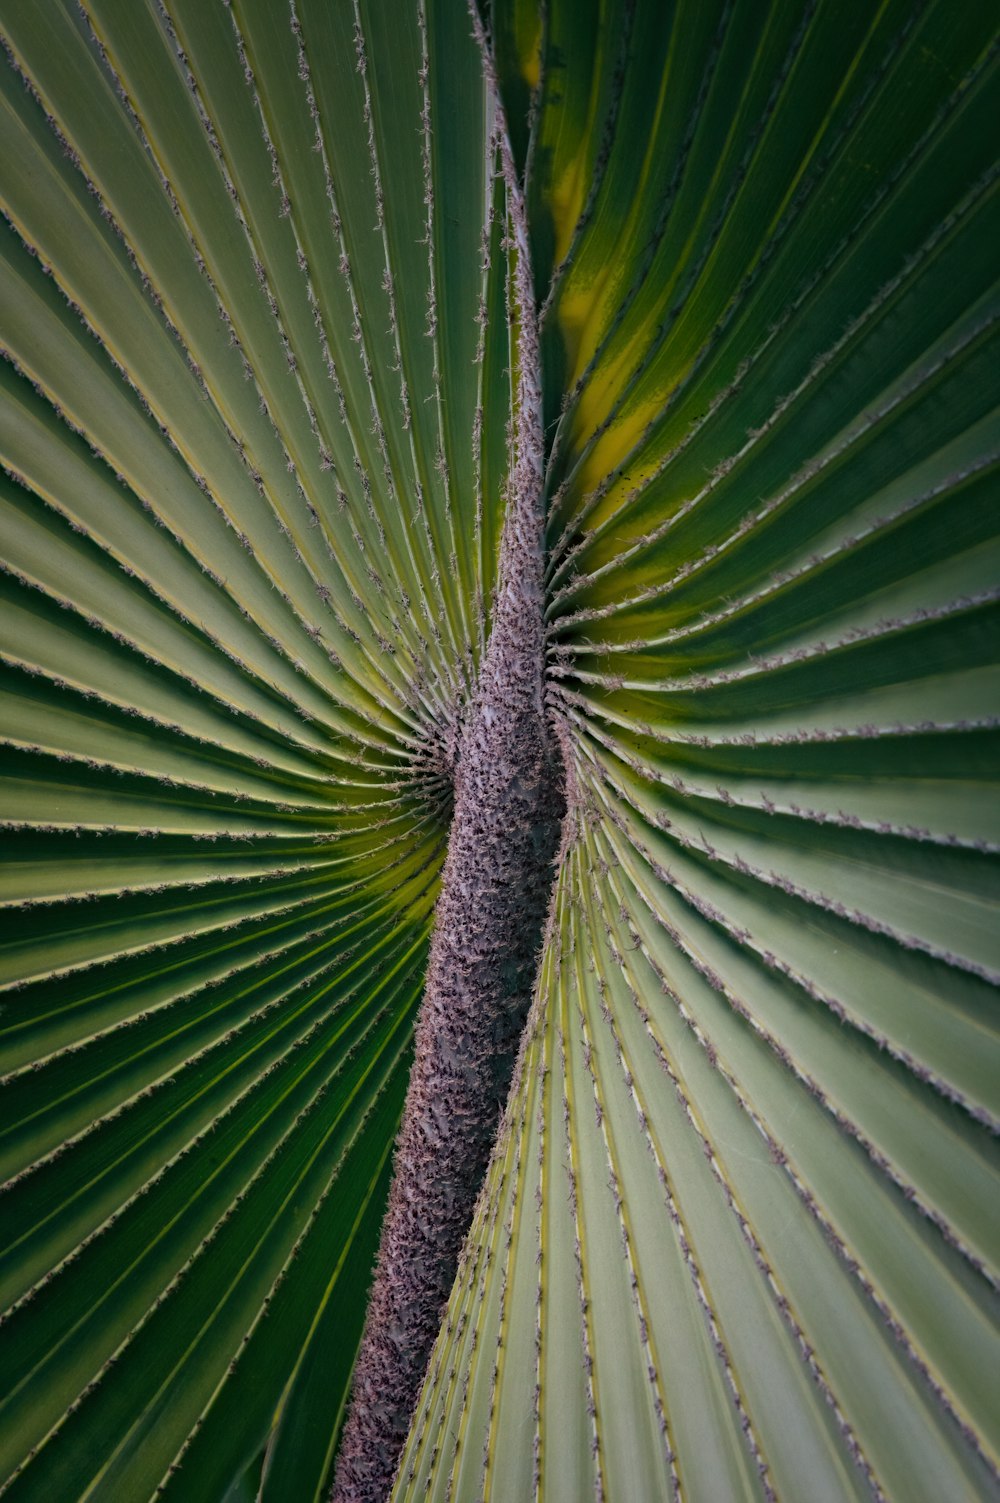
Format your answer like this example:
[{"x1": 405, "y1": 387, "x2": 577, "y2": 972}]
[
  {"x1": 1, "y1": 0, "x2": 997, "y2": 1499},
  {"x1": 0, "y1": 2, "x2": 497, "y2": 1496},
  {"x1": 398, "y1": 4, "x2": 1000, "y2": 1499}
]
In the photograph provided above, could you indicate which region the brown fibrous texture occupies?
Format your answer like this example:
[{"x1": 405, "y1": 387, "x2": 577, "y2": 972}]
[{"x1": 330, "y1": 28, "x2": 565, "y2": 1501}]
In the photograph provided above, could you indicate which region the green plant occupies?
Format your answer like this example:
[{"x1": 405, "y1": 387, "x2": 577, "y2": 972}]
[{"x1": 0, "y1": 1, "x2": 998, "y2": 1500}]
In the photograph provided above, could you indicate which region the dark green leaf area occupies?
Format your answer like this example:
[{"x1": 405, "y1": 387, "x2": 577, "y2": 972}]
[{"x1": 0, "y1": 976, "x2": 416, "y2": 1500}]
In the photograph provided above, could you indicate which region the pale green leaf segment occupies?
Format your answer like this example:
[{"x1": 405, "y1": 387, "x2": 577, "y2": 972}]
[
  {"x1": 0, "y1": 0, "x2": 997, "y2": 1498},
  {"x1": 398, "y1": 1, "x2": 1000, "y2": 1500}
]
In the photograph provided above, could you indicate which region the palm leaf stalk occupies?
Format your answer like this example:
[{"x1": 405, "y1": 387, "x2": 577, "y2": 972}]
[
  {"x1": 0, "y1": 0, "x2": 997, "y2": 1500},
  {"x1": 332, "y1": 22, "x2": 566, "y2": 1495}
]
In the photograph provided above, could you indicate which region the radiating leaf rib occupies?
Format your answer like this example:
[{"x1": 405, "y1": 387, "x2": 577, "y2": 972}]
[
  {"x1": 549, "y1": 8, "x2": 997, "y2": 508},
  {"x1": 589, "y1": 820, "x2": 999, "y2": 1471},
  {"x1": 593, "y1": 796, "x2": 1000, "y2": 1246},
  {"x1": 3, "y1": 0, "x2": 445, "y2": 729},
  {"x1": 0, "y1": 284, "x2": 379, "y2": 740},
  {"x1": 277, "y1": 0, "x2": 451, "y2": 663},
  {"x1": 547, "y1": 48, "x2": 999, "y2": 576},
  {"x1": 220, "y1": 0, "x2": 460, "y2": 708},
  {"x1": 575, "y1": 723, "x2": 1000, "y2": 982},
  {"x1": 193, "y1": 1096, "x2": 399, "y2": 1503},
  {"x1": 0, "y1": 928, "x2": 427, "y2": 1279},
  {"x1": 1, "y1": 1005, "x2": 415, "y2": 1502}
]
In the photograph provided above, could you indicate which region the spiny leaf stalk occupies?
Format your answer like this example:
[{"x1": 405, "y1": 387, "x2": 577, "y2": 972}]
[{"x1": 332, "y1": 35, "x2": 565, "y2": 1497}]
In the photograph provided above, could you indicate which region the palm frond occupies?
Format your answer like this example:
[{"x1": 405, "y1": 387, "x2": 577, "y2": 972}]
[{"x1": 0, "y1": 0, "x2": 997, "y2": 1499}]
